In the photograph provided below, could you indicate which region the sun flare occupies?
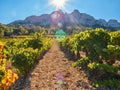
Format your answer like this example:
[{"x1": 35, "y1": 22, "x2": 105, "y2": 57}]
[{"x1": 51, "y1": 0, "x2": 68, "y2": 9}]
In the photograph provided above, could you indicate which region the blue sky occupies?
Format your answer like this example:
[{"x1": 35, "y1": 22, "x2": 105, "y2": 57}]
[{"x1": 0, "y1": 0, "x2": 120, "y2": 24}]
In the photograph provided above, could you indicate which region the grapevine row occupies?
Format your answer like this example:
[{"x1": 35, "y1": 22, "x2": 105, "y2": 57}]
[
  {"x1": 60, "y1": 28, "x2": 120, "y2": 88},
  {"x1": 0, "y1": 32, "x2": 53, "y2": 89}
]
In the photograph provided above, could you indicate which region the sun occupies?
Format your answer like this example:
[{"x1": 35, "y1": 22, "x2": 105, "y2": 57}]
[{"x1": 51, "y1": 0, "x2": 68, "y2": 9}]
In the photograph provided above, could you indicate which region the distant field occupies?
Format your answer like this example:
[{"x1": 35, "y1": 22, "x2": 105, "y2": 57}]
[
  {"x1": 0, "y1": 34, "x2": 54, "y2": 45},
  {"x1": 0, "y1": 37, "x2": 28, "y2": 45}
]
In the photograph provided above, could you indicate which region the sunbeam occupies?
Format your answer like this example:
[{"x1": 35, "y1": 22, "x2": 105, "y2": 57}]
[{"x1": 50, "y1": 0, "x2": 68, "y2": 9}]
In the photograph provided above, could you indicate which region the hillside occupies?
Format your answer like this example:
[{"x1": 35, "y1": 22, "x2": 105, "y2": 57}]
[{"x1": 9, "y1": 9, "x2": 120, "y2": 30}]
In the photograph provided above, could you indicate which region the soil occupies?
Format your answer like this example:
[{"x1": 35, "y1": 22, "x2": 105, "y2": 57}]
[{"x1": 11, "y1": 40, "x2": 96, "y2": 90}]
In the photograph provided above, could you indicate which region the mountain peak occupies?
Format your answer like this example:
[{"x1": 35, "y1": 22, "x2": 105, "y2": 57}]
[
  {"x1": 73, "y1": 9, "x2": 80, "y2": 13},
  {"x1": 9, "y1": 9, "x2": 120, "y2": 30}
]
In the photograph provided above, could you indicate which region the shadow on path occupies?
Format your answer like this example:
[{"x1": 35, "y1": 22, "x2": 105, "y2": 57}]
[{"x1": 11, "y1": 40, "x2": 96, "y2": 90}]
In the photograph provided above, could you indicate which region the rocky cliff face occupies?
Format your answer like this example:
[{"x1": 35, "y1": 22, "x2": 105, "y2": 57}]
[
  {"x1": 9, "y1": 9, "x2": 120, "y2": 30},
  {"x1": 108, "y1": 19, "x2": 120, "y2": 28}
]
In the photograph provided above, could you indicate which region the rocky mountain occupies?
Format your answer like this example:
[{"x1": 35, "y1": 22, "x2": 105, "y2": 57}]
[{"x1": 9, "y1": 9, "x2": 120, "y2": 30}]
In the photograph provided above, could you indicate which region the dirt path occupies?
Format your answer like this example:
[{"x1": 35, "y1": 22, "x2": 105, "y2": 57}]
[{"x1": 23, "y1": 40, "x2": 95, "y2": 90}]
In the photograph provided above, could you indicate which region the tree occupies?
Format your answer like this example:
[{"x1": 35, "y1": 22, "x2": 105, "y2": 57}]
[{"x1": 0, "y1": 24, "x2": 5, "y2": 37}]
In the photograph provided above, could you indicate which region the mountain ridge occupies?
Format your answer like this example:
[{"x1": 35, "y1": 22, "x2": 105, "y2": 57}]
[{"x1": 9, "y1": 9, "x2": 120, "y2": 30}]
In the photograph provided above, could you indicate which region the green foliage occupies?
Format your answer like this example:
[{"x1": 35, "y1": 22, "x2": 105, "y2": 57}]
[
  {"x1": 17, "y1": 33, "x2": 43, "y2": 49},
  {"x1": 109, "y1": 30, "x2": 120, "y2": 46},
  {"x1": 0, "y1": 59, "x2": 6, "y2": 81},
  {"x1": 28, "y1": 33, "x2": 43, "y2": 49},
  {"x1": 0, "y1": 23, "x2": 58, "y2": 36},
  {"x1": 61, "y1": 28, "x2": 111, "y2": 62},
  {"x1": 102, "y1": 45, "x2": 120, "y2": 65},
  {"x1": 3, "y1": 41, "x2": 19, "y2": 60},
  {"x1": 12, "y1": 48, "x2": 38, "y2": 75},
  {"x1": 3, "y1": 33, "x2": 53, "y2": 76},
  {"x1": 72, "y1": 57, "x2": 89, "y2": 67},
  {"x1": 60, "y1": 28, "x2": 120, "y2": 88},
  {"x1": 87, "y1": 62, "x2": 98, "y2": 69},
  {"x1": 0, "y1": 70, "x2": 4, "y2": 81},
  {"x1": 60, "y1": 37, "x2": 70, "y2": 49},
  {"x1": 88, "y1": 63, "x2": 119, "y2": 74},
  {"x1": 93, "y1": 79, "x2": 120, "y2": 88}
]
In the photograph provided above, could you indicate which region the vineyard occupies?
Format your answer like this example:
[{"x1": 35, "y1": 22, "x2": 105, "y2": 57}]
[
  {"x1": 0, "y1": 28, "x2": 120, "y2": 90},
  {"x1": 0, "y1": 33, "x2": 53, "y2": 90},
  {"x1": 60, "y1": 28, "x2": 120, "y2": 88}
]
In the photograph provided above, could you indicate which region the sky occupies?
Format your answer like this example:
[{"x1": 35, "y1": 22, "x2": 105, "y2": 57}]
[{"x1": 0, "y1": 0, "x2": 120, "y2": 24}]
